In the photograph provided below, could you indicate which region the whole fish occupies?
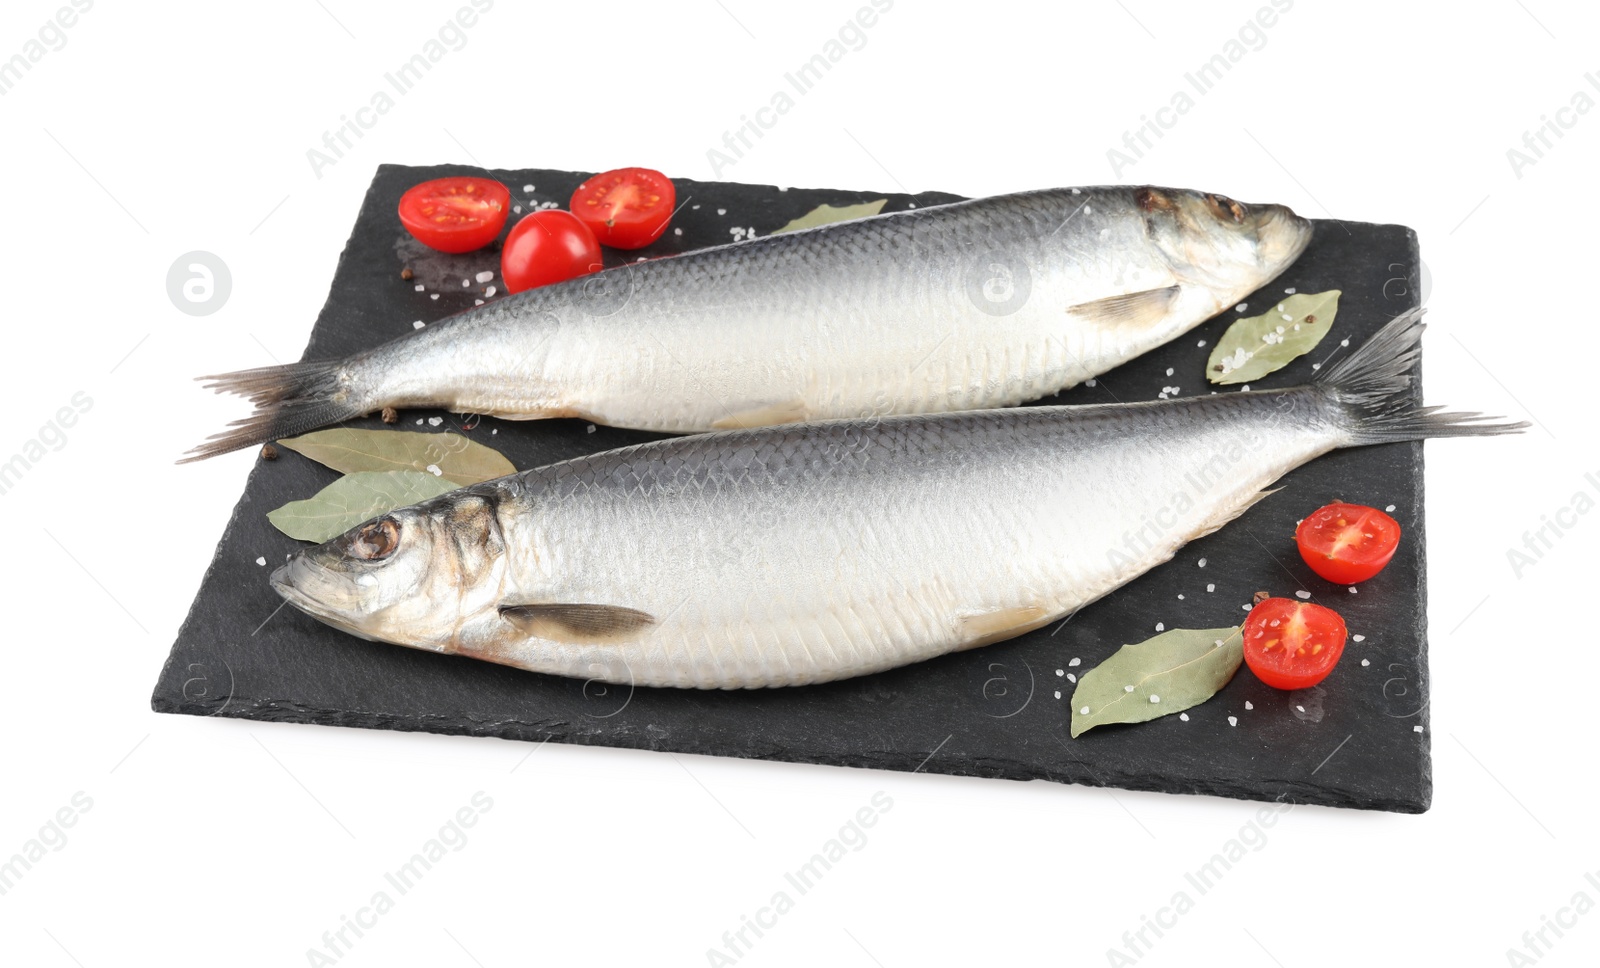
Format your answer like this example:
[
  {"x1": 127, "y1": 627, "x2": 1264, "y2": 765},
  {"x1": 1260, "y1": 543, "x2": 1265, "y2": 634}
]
[
  {"x1": 186, "y1": 186, "x2": 1311, "y2": 460},
  {"x1": 271, "y1": 309, "x2": 1522, "y2": 688}
]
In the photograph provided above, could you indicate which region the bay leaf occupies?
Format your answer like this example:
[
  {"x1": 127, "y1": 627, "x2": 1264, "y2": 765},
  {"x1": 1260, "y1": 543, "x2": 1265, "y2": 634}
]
[
  {"x1": 266, "y1": 470, "x2": 459, "y2": 543},
  {"x1": 1206, "y1": 290, "x2": 1340, "y2": 385},
  {"x1": 278, "y1": 428, "x2": 514, "y2": 485},
  {"x1": 771, "y1": 198, "x2": 888, "y2": 235},
  {"x1": 1069, "y1": 626, "x2": 1244, "y2": 738}
]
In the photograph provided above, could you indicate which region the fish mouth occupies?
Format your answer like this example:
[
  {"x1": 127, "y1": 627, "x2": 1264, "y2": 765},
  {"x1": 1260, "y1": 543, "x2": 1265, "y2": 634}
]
[
  {"x1": 1251, "y1": 203, "x2": 1314, "y2": 272},
  {"x1": 270, "y1": 557, "x2": 381, "y2": 641}
]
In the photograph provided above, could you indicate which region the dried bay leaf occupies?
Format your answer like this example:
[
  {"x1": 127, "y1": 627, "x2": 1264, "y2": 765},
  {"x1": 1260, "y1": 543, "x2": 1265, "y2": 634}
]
[
  {"x1": 771, "y1": 199, "x2": 888, "y2": 234},
  {"x1": 1207, "y1": 290, "x2": 1340, "y2": 385},
  {"x1": 266, "y1": 471, "x2": 460, "y2": 543},
  {"x1": 278, "y1": 428, "x2": 514, "y2": 486},
  {"x1": 1070, "y1": 626, "x2": 1244, "y2": 738}
]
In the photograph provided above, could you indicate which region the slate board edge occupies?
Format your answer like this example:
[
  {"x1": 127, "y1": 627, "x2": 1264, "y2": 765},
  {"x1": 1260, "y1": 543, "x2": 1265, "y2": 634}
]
[
  {"x1": 150, "y1": 688, "x2": 1416, "y2": 813},
  {"x1": 152, "y1": 165, "x2": 1432, "y2": 816}
]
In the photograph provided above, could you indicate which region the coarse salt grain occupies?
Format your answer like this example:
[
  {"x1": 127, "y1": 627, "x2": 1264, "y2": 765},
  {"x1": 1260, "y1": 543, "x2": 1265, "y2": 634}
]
[
  {"x1": 1179, "y1": 713, "x2": 1189, "y2": 721},
  {"x1": 1206, "y1": 583, "x2": 1215, "y2": 592},
  {"x1": 1155, "y1": 622, "x2": 1165, "y2": 632},
  {"x1": 255, "y1": 556, "x2": 266, "y2": 566},
  {"x1": 425, "y1": 464, "x2": 442, "y2": 476},
  {"x1": 1197, "y1": 339, "x2": 1206, "y2": 347},
  {"x1": 462, "y1": 279, "x2": 470, "y2": 287},
  {"x1": 1284, "y1": 287, "x2": 1296, "y2": 294},
  {"x1": 1068, "y1": 657, "x2": 1081, "y2": 667},
  {"x1": 1414, "y1": 725, "x2": 1424, "y2": 733},
  {"x1": 1071, "y1": 188, "x2": 1081, "y2": 194},
  {"x1": 1385, "y1": 504, "x2": 1396, "y2": 512},
  {"x1": 1149, "y1": 695, "x2": 1161, "y2": 704},
  {"x1": 1244, "y1": 701, "x2": 1253, "y2": 710},
  {"x1": 1197, "y1": 557, "x2": 1207, "y2": 568},
  {"x1": 415, "y1": 418, "x2": 424, "y2": 425},
  {"x1": 412, "y1": 320, "x2": 425, "y2": 330},
  {"x1": 1080, "y1": 706, "x2": 1090, "y2": 715},
  {"x1": 1228, "y1": 716, "x2": 1237, "y2": 727},
  {"x1": 522, "y1": 184, "x2": 534, "y2": 193},
  {"x1": 475, "y1": 299, "x2": 484, "y2": 306},
  {"x1": 430, "y1": 293, "x2": 439, "y2": 300},
  {"x1": 1361, "y1": 658, "x2": 1370, "y2": 666},
  {"x1": 1177, "y1": 593, "x2": 1185, "y2": 600},
  {"x1": 414, "y1": 284, "x2": 424, "y2": 292},
  {"x1": 1348, "y1": 586, "x2": 1358, "y2": 594},
  {"x1": 428, "y1": 416, "x2": 443, "y2": 427},
  {"x1": 716, "y1": 208, "x2": 726, "y2": 215},
  {"x1": 674, "y1": 227, "x2": 683, "y2": 235},
  {"x1": 1067, "y1": 673, "x2": 1076, "y2": 683},
  {"x1": 1086, "y1": 378, "x2": 1097, "y2": 387},
  {"x1": 1296, "y1": 705, "x2": 1305, "y2": 712},
  {"x1": 1056, "y1": 669, "x2": 1064, "y2": 676},
  {"x1": 1236, "y1": 303, "x2": 1248, "y2": 312},
  {"x1": 475, "y1": 270, "x2": 494, "y2": 283},
  {"x1": 586, "y1": 424, "x2": 596, "y2": 434},
  {"x1": 1054, "y1": 690, "x2": 1061, "y2": 699},
  {"x1": 1295, "y1": 590, "x2": 1311, "y2": 599},
  {"x1": 1165, "y1": 367, "x2": 1174, "y2": 377},
  {"x1": 1124, "y1": 685, "x2": 1135, "y2": 693},
  {"x1": 1353, "y1": 634, "x2": 1366, "y2": 642},
  {"x1": 485, "y1": 286, "x2": 496, "y2": 297}
]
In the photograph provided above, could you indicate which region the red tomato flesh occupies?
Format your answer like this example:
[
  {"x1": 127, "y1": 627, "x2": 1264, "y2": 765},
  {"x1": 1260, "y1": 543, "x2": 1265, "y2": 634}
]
[
  {"x1": 499, "y1": 210, "x2": 603, "y2": 294},
  {"x1": 571, "y1": 167, "x2": 676, "y2": 250},
  {"x1": 1242, "y1": 598, "x2": 1347, "y2": 690},
  {"x1": 1296, "y1": 502, "x2": 1401, "y2": 585},
  {"x1": 398, "y1": 177, "x2": 510, "y2": 254}
]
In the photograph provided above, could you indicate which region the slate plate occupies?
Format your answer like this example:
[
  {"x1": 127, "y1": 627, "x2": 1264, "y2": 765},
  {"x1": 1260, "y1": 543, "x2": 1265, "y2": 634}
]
[{"x1": 152, "y1": 165, "x2": 1432, "y2": 813}]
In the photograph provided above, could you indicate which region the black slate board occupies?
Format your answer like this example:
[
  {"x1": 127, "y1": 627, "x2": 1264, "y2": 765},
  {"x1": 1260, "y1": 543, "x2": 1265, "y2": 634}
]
[{"x1": 152, "y1": 165, "x2": 1432, "y2": 813}]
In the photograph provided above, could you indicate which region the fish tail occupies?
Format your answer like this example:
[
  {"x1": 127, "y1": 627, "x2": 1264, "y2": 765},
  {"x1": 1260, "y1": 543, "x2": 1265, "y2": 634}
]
[
  {"x1": 179, "y1": 360, "x2": 365, "y2": 463},
  {"x1": 1317, "y1": 307, "x2": 1529, "y2": 444}
]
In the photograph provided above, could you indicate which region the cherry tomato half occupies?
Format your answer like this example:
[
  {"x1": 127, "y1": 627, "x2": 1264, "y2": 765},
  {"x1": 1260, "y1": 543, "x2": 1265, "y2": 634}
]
[
  {"x1": 1242, "y1": 598, "x2": 1347, "y2": 690},
  {"x1": 571, "y1": 167, "x2": 676, "y2": 250},
  {"x1": 1295, "y1": 502, "x2": 1401, "y2": 585},
  {"x1": 397, "y1": 177, "x2": 510, "y2": 253},
  {"x1": 500, "y1": 210, "x2": 603, "y2": 294}
]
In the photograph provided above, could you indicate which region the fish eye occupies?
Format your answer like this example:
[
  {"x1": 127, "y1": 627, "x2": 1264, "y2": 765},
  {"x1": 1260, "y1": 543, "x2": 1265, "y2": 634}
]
[
  {"x1": 347, "y1": 517, "x2": 401, "y2": 561},
  {"x1": 1205, "y1": 194, "x2": 1248, "y2": 224}
]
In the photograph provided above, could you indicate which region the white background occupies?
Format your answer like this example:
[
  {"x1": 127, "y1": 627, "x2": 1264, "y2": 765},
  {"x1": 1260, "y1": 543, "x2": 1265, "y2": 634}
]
[{"x1": 1, "y1": 0, "x2": 1594, "y2": 965}]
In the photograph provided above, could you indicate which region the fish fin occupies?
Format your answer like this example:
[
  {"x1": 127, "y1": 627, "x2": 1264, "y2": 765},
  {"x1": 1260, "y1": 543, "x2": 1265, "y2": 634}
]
[
  {"x1": 1317, "y1": 307, "x2": 1530, "y2": 442},
  {"x1": 180, "y1": 360, "x2": 364, "y2": 463},
  {"x1": 1066, "y1": 285, "x2": 1181, "y2": 329},
  {"x1": 955, "y1": 604, "x2": 1053, "y2": 650},
  {"x1": 499, "y1": 603, "x2": 656, "y2": 644},
  {"x1": 710, "y1": 398, "x2": 810, "y2": 430},
  {"x1": 1192, "y1": 487, "x2": 1283, "y2": 540}
]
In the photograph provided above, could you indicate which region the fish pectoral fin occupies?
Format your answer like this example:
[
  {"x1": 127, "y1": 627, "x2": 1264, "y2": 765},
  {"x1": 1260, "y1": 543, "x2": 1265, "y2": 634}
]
[
  {"x1": 1066, "y1": 285, "x2": 1181, "y2": 330},
  {"x1": 955, "y1": 604, "x2": 1053, "y2": 650},
  {"x1": 1191, "y1": 487, "x2": 1284, "y2": 540},
  {"x1": 499, "y1": 603, "x2": 657, "y2": 644},
  {"x1": 710, "y1": 398, "x2": 810, "y2": 430}
]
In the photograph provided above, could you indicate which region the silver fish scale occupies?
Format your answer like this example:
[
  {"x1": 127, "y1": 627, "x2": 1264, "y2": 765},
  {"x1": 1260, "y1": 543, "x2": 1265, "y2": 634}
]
[
  {"x1": 466, "y1": 391, "x2": 1342, "y2": 687},
  {"x1": 371, "y1": 187, "x2": 1299, "y2": 433}
]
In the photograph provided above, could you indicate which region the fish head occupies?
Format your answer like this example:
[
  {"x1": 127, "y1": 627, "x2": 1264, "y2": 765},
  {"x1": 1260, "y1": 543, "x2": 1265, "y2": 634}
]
[
  {"x1": 270, "y1": 494, "x2": 506, "y2": 649},
  {"x1": 1137, "y1": 187, "x2": 1312, "y2": 303}
]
